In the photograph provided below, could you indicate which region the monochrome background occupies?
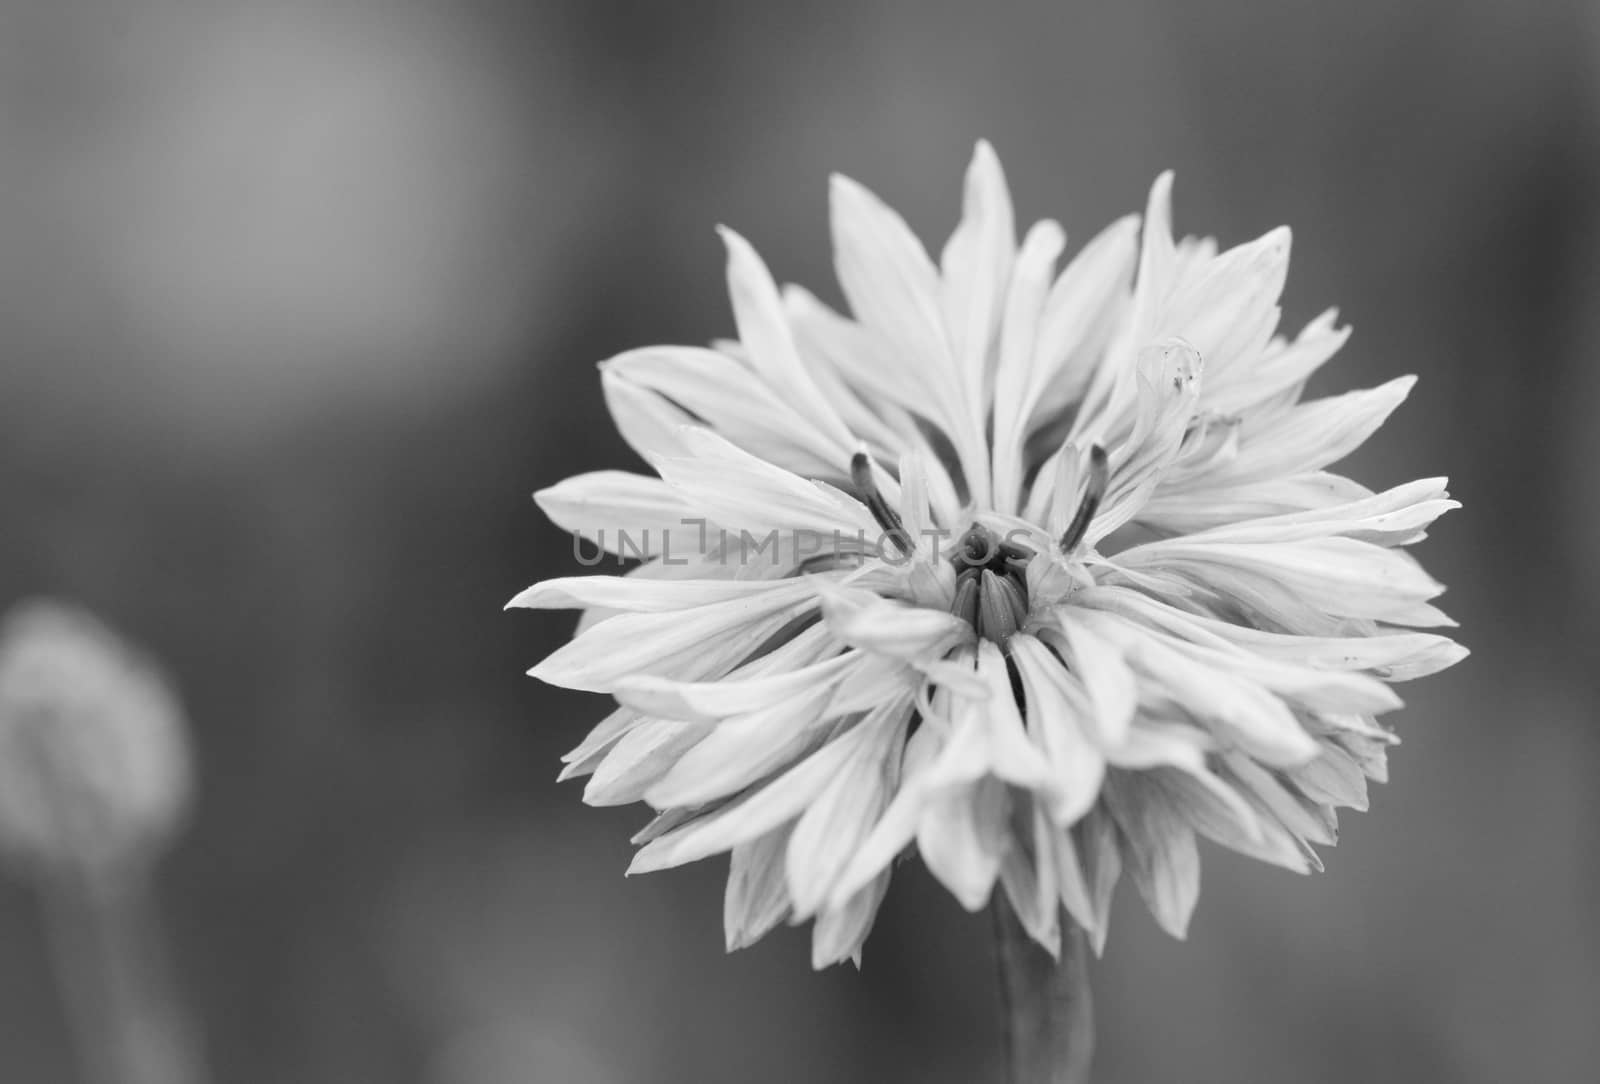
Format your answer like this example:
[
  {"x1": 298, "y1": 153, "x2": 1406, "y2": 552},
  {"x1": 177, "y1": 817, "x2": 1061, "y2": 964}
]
[{"x1": 0, "y1": 1, "x2": 1594, "y2": 1081}]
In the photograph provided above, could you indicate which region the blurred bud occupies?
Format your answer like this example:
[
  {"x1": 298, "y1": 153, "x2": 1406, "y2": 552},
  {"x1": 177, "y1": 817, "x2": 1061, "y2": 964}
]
[{"x1": 0, "y1": 601, "x2": 192, "y2": 875}]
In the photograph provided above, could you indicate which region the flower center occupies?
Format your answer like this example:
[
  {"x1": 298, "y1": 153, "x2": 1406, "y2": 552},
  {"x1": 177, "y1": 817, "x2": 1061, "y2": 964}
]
[
  {"x1": 950, "y1": 524, "x2": 1031, "y2": 643},
  {"x1": 847, "y1": 444, "x2": 1110, "y2": 643}
]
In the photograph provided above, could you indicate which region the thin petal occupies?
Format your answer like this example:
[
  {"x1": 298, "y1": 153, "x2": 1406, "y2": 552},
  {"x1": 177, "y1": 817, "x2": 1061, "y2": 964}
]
[
  {"x1": 719, "y1": 227, "x2": 857, "y2": 454},
  {"x1": 816, "y1": 583, "x2": 974, "y2": 661},
  {"x1": 583, "y1": 719, "x2": 708, "y2": 806},
  {"x1": 825, "y1": 702, "x2": 949, "y2": 906},
  {"x1": 1074, "y1": 805, "x2": 1122, "y2": 955},
  {"x1": 535, "y1": 471, "x2": 695, "y2": 556},
  {"x1": 1104, "y1": 772, "x2": 1201, "y2": 939},
  {"x1": 918, "y1": 775, "x2": 1009, "y2": 911},
  {"x1": 652, "y1": 428, "x2": 879, "y2": 541},
  {"x1": 785, "y1": 694, "x2": 913, "y2": 917},
  {"x1": 509, "y1": 574, "x2": 811, "y2": 613},
  {"x1": 811, "y1": 869, "x2": 891, "y2": 969},
  {"x1": 603, "y1": 346, "x2": 843, "y2": 476},
  {"x1": 615, "y1": 650, "x2": 857, "y2": 721},
  {"x1": 1007, "y1": 634, "x2": 1107, "y2": 824},
  {"x1": 642, "y1": 685, "x2": 839, "y2": 809},
  {"x1": 1043, "y1": 613, "x2": 1138, "y2": 746},
  {"x1": 725, "y1": 826, "x2": 794, "y2": 950},
  {"x1": 991, "y1": 219, "x2": 1067, "y2": 512},
  {"x1": 999, "y1": 797, "x2": 1064, "y2": 957},
  {"x1": 1188, "y1": 377, "x2": 1417, "y2": 488},
  {"x1": 530, "y1": 581, "x2": 820, "y2": 692},
  {"x1": 629, "y1": 706, "x2": 900, "y2": 873}
]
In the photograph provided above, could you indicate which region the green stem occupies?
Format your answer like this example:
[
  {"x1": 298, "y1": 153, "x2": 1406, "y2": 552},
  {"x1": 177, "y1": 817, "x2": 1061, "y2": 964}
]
[{"x1": 992, "y1": 899, "x2": 1094, "y2": 1084}]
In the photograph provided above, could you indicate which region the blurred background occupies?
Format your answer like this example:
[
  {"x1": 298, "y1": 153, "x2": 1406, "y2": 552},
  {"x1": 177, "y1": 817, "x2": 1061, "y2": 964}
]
[{"x1": 0, "y1": 1, "x2": 1595, "y2": 1081}]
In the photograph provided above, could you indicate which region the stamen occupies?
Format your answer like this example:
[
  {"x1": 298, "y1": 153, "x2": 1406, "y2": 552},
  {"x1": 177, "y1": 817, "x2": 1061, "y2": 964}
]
[
  {"x1": 962, "y1": 524, "x2": 996, "y2": 565},
  {"x1": 976, "y1": 569, "x2": 1026, "y2": 642},
  {"x1": 947, "y1": 524, "x2": 1035, "y2": 643},
  {"x1": 1058, "y1": 444, "x2": 1108, "y2": 555},
  {"x1": 850, "y1": 451, "x2": 910, "y2": 555}
]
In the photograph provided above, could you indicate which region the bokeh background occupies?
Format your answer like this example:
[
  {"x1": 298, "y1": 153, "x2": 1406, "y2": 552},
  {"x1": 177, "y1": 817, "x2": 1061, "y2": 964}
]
[{"x1": 1, "y1": 1, "x2": 1596, "y2": 1081}]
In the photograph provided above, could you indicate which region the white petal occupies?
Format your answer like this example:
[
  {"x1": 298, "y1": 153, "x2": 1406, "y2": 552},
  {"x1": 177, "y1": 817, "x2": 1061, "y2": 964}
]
[
  {"x1": 725, "y1": 826, "x2": 794, "y2": 950},
  {"x1": 983, "y1": 641, "x2": 1055, "y2": 784},
  {"x1": 1204, "y1": 307, "x2": 1349, "y2": 417},
  {"x1": 1087, "y1": 338, "x2": 1204, "y2": 541},
  {"x1": 999, "y1": 797, "x2": 1063, "y2": 957},
  {"x1": 927, "y1": 642, "x2": 1049, "y2": 791},
  {"x1": 991, "y1": 219, "x2": 1067, "y2": 513},
  {"x1": 782, "y1": 282, "x2": 939, "y2": 432},
  {"x1": 1127, "y1": 171, "x2": 1178, "y2": 342},
  {"x1": 529, "y1": 581, "x2": 820, "y2": 692},
  {"x1": 894, "y1": 448, "x2": 938, "y2": 551},
  {"x1": 785, "y1": 695, "x2": 912, "y2": 917},
  {"x1": 1102, "y1": 719, "x2": 1214, "y2": 773},
  {"x1": 601, "y1": 365, "x2": 698, "y2": 461},
  {"x1": 641, "y1": 686, "x2": 839, "y2": 809},
  {"x1": 1289, "y1": 742, "x2": 1370, "y2": 811},
  {"x1": 1120, "y1": 535, "x2": 1448, "y2": 629},
  {"x1": 1328, "y1": 729, "x2": 1392, "y2": 784},
  {"x1": 571, "y1": 553, "x2": 751, "y2": 636},
  {"x1": 940, "y1": 140, "x2": 1016, "y2": 389},
  {"x1": 652, "y1": 427, "x2": 879, "y2": 541},
  {"x1": 1083, "y1": 610, "x2": 1319, "y2": 765},
  {"x1": 1104, "y1": 773, "x2": 1201, "y2": 939},
  {"x1": 816, "y1": 583, "x2": 973, "y2": 661},
  {"x1": 1043, "y1": 613, "x2": 1138, "y2": 746},
  {"x1": 1224, "y1": 753, "x2": 1338, "y2": 852},
  {"x1": 1025, "y1": 214, "x2": 1141, "y2": 435},
  {"x1": 1007, "y1": 634, "x2": 1106, "y2": 824},
  {"x1": 1050, "y1": 827, "x2": 1095, "y2": 943},
  {"x1": 630, "y1": 805, "x2": 704, "y2": 845},
  {"x1": 917, "y1": 775, "x2": 1009, "y2": 911},
  {"x1": 938, "y1": 140, "x2": 1015, "y2": 507},
  {"x1": 1073, "y1": 806, "x2": 1122, "y2": 955},
  {"x1": 1191, "y1": 376, "x2": 1417, "y2": 488},
  {"x1": 1153, "y1": 766, "x2": 1310, "y2": 873},
  {"x1": 535, "y1": 471, "x2": 696, "y2": 556},
  {"x1": 559, "y1": 704, "x2": 643, "y2": 778},
  {"x1": 615, "y1": 650, "x2": 857, "y2": 721},
  {"x1": 1170, "y1": 477, "x2": 1458, "y2": 548},
  {"x1": 628, "y1": 706, "x2": 900, "y2": 873},
  {"x1": 829, "y1": 166, "x2": 991, "y2": 500},
  {"x1": 583, "y1": 719, "x2": 708, "y2": 806},
  {"x1": 719, "y1": 228, "x2": 857, "y2": 454},
  {"x1": 1138, "y1": 472, "x2": 1374, "y2": 534},
  {"x1": 603, "y1": 346, "x2": 843, "y2": 477},
  {"x1": 825, "y1": 705, "x2": 949, "y2": 906},
  {"x1": 810, "y1": 869, "x2": 891, "y2": 969},
  {"x1": 823, "y1": 653, "x2": 927, "y2": 717},
  {"x1": 1038, "y1": 446, "x2": 1085, "y2": 543},
  {"x1": 829, "y1": 172, "x2": 950, "y2": 383},
  {"x1": 1073, "y1": 590, "x2": 1405, "y2": 716},
  {"x1": 509, "y1": 574, "x2": 812, "y2": 613},
  {"x1": 1163, "y1": 226, "x2": 1290, "y2": 394}
]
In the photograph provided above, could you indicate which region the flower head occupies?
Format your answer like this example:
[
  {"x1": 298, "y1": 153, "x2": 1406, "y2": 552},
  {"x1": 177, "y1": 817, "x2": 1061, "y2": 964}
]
[
  {"x1": 0, "y1": 601, "x2": 192, "y2": 874},
  {"x1": 513, "y1": 144, "x2": 1464, "y2": 967}
]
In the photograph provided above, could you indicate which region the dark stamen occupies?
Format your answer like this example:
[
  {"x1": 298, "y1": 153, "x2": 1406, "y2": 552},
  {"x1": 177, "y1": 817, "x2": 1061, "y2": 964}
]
[
  {"x1": 976, "y1": 569, "x2": 1025, "y2": 642},
  {"x1": 1059, "y1": 444, "x2": 1108, "y2": 555},
  {"x1": 951, "y1": 571, "x2": 981, "y2": 628},
  {"x1": 962, "y1": 524, "x2": 995, "y2": 565},
  {"x1": 851, "y1": 451, "x2": 910, "y2": 555},
  {"x1": 949, "y1": 524, "x2": 1035, "y2": 644}
]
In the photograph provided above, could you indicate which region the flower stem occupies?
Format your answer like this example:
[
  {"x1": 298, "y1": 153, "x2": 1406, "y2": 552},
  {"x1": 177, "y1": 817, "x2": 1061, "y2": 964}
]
[
  {"x1": 991, "y1": 899, "x2": 1094, "y2": 1084},
  {"x1": 40, "y1": 861, "x2": 208, "y2": 1084}
]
